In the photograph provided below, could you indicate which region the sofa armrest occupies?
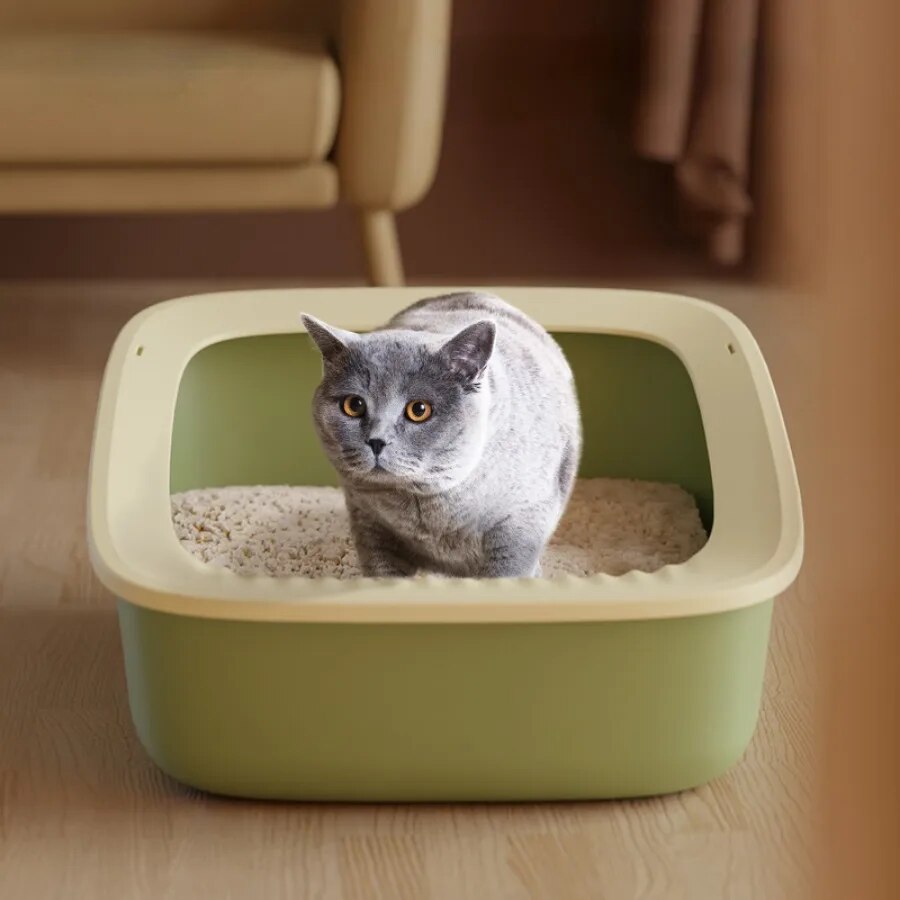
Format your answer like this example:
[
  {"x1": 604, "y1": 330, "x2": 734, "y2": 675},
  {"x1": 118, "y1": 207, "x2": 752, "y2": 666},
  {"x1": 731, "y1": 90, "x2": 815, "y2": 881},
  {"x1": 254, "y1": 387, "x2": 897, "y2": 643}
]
[{"x1": 336, "y1": 0, "x2": 452, "y2": 211}]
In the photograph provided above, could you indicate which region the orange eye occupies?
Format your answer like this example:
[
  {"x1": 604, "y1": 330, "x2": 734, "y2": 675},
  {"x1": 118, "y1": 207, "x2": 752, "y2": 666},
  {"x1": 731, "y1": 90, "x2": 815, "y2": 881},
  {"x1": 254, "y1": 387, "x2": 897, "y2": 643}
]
[
  {"x1": 342, "y1": 395, "x2": 366, "y2": 417},
  {"x1": 405, "y1": 400, "x2": 432, "y2": 422}
]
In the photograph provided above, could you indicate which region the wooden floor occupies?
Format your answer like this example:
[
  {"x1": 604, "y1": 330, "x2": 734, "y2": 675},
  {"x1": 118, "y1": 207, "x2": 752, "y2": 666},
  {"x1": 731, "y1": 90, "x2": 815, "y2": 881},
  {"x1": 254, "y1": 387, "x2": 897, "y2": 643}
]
[{"x1": 0, "y1": 282, "x2": 815, "y2": 900}]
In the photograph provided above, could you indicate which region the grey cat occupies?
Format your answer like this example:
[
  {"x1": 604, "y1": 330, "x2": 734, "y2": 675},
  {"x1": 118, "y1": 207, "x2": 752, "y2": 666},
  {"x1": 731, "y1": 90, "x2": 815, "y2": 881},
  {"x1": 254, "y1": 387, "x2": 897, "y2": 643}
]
[{"x1": 301, "y1": 292, "x2": 582, "y2": 578}]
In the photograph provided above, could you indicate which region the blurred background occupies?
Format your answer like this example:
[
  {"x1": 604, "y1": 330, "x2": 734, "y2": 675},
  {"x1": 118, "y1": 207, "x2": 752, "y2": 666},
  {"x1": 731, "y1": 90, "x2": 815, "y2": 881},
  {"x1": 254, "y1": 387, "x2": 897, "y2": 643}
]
[
  {"x1": 0, "y1": 0, "x2": 811, "y2": 286},
  {"x1": 0, "y1": 2, "x2": 896, "y2": 899}
]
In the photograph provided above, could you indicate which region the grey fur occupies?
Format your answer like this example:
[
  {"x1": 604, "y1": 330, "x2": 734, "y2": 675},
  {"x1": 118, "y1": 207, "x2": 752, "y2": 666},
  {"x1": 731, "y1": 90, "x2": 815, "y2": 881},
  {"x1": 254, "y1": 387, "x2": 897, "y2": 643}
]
[{"x1": 301, "y1": 292, "x2": 582, "y2": 578}]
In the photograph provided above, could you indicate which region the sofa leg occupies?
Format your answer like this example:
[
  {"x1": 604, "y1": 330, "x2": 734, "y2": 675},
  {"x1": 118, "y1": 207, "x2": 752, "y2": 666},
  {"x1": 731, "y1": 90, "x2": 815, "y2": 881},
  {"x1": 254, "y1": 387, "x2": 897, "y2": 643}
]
[{"x1": 358, "y1": 210, "x2": 404, "y2": 286}]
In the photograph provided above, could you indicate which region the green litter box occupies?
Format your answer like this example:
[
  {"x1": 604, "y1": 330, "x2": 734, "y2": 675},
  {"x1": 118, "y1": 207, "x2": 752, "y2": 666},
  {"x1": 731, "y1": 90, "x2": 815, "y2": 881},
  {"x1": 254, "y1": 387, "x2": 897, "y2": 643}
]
[{"x1": 87, "y1": 287, "x2": 803, "y2": 801}]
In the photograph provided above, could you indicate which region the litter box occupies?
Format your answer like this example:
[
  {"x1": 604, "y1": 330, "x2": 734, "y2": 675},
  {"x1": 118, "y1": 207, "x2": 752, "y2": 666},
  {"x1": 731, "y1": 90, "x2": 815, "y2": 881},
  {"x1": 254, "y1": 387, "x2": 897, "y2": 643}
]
[{"x1": 87, "y1": 287, "x2": 803, "y2": 801}]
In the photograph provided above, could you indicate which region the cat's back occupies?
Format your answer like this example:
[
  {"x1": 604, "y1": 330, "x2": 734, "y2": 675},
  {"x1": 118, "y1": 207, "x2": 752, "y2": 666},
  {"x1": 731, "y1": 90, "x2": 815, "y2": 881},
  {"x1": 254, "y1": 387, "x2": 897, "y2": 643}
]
[
  {"x1": 387, "y1": 292, "x2": 572, "y2": 383},
  {"x1": 388, "y1": 292, "x2": 581, "y2": 515}
]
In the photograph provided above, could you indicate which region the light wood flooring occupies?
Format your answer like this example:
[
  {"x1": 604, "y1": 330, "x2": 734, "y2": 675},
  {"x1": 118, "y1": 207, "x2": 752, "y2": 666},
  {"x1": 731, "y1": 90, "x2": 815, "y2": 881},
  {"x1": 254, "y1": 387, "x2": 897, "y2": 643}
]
[{"x1": 0, "y1": 281, "x2": 815, "y2": 899}]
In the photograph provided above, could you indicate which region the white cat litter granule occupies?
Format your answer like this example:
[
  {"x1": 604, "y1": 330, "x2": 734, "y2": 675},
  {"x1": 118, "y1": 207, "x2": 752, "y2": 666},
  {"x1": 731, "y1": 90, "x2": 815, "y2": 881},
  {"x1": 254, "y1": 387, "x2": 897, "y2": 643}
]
[{"x1": 171, "y1": 479, "x2": 708, "y2": 579}]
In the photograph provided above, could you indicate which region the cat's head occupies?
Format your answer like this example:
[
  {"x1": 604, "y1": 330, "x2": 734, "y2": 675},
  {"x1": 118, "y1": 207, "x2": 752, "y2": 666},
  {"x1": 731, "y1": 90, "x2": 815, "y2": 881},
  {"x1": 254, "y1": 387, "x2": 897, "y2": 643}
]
[{"x1": 301, "y1": 314, "x2": 495, "y2": 492}]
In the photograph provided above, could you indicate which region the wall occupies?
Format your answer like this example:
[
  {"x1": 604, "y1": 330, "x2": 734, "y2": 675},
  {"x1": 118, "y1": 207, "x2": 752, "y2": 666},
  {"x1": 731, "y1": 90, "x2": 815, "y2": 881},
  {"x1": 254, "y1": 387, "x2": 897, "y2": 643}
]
[{"x1": 754, "y1": 0, "x2": 821, "y2": 286}]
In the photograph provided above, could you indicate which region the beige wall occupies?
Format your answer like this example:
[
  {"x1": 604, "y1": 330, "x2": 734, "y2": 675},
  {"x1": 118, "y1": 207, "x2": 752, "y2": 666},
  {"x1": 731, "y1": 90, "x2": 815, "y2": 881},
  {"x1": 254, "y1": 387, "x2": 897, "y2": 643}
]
[{"x1": 754, "y1": 0, "x2": 821, "y2": 286}]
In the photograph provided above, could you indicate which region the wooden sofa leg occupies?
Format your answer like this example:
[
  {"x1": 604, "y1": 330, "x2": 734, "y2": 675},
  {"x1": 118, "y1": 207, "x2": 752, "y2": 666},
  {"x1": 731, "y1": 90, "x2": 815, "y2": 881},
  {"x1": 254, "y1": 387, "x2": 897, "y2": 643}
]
[{"x1": 359, "y1": 210, "x2": 404, "y2": 286}]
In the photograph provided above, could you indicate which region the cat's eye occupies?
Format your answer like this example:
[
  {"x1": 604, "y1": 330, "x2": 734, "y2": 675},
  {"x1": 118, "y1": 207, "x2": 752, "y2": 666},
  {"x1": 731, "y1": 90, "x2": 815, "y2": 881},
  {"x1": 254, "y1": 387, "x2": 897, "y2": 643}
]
[
  {"x1": 405, "y1": 400, "x2": 432, "y2": 423},
  {"x1": 341, "y1": 395, "x2": 366, "y2": 417}
]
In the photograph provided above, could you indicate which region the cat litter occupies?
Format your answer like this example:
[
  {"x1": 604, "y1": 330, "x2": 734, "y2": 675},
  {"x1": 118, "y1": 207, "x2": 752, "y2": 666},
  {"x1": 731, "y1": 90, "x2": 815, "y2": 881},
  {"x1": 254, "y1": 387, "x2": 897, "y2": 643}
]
[{"x1": 171, "y1": 478, "x2": 708, "y2": 579}]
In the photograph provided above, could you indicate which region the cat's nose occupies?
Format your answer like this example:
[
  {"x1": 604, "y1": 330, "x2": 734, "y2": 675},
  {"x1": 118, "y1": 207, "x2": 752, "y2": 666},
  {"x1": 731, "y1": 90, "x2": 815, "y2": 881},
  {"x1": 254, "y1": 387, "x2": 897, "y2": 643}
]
[{"x1": 367, "y1": 438, "x2": 386, "y2": 456}]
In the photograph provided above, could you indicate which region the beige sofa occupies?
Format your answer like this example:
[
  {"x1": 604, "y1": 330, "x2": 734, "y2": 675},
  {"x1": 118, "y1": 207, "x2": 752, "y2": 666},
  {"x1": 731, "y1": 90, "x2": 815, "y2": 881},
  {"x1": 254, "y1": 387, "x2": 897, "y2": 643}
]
[{"x1": 0, "y1": 1, "x2": 452, "y2": 285}]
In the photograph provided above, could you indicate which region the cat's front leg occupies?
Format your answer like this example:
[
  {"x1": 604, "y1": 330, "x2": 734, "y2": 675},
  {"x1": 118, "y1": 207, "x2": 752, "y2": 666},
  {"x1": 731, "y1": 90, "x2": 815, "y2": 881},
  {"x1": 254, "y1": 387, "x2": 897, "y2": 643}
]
[
  {"x1": 481, "y1": 518, "x2": 545, "y2": 578},
  {"x1": 348, "y1": 505, "x2": 417, "y2": 578}
]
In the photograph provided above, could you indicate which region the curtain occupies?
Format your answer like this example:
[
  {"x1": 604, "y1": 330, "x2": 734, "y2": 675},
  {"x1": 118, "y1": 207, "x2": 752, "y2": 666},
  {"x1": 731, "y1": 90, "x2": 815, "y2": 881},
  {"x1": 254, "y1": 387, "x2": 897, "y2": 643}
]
[{"x1": 634, "y1": 0, "x2": 760, "y2": 264}]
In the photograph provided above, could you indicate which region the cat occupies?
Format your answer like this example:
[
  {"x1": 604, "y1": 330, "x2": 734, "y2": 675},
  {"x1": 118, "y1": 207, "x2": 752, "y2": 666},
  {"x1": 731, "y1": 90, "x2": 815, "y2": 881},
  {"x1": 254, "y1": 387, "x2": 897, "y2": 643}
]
[{"x1": 301, "y1": 292, "x2": 582, "y2": 578}]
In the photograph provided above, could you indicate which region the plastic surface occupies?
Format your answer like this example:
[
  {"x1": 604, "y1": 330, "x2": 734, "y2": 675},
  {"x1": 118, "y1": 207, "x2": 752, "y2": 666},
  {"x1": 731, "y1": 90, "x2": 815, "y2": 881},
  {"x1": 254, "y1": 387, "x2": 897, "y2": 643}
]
[
  {"x1": 88, "y1": 287, "x2": 803, "y2": 624},
  {"x1": 86, "y1": 286, "x2": 803, "y2": 800},
  {"x1": 119, "y1": 598, "x2": 774, "y2": 801}
]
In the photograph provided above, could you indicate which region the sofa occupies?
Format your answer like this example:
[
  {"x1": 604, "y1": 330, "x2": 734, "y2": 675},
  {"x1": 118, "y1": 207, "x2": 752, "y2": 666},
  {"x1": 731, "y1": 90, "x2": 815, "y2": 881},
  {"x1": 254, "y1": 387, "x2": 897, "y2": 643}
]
[{"x1": 0, "y1": 1, "x2": 452, "y2": 284}]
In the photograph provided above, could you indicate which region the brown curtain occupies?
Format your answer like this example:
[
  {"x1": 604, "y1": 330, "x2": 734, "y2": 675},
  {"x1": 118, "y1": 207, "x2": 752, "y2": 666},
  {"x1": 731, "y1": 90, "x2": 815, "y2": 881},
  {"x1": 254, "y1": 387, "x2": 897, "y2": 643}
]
[{"x1": 634, "y1": 0, "x2": 759, "y2": 264}]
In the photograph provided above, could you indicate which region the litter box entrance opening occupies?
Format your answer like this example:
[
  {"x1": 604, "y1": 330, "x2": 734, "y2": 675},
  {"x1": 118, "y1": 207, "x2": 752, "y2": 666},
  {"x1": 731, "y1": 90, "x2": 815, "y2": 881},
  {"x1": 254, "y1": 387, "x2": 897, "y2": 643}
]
[{"x1": 169, "y1": 331, "x2": 714, "y2": 538}]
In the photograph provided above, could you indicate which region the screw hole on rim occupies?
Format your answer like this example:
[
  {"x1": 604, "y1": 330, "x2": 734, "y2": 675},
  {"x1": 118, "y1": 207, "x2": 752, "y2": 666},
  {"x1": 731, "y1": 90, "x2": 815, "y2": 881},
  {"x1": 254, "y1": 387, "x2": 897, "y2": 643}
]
[
  {"x1": 136, "y1": 346, "x2": 145, "y2": 357},
  {"x1": 727, "y1": 343, "x2": 736, "y2": 355}
]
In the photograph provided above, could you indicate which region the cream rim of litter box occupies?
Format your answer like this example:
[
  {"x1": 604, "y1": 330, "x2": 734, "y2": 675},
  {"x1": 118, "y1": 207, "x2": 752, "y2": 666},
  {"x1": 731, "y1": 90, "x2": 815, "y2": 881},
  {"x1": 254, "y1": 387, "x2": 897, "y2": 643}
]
[{"x1": 87, "y1": 287, "x2": 803, "y2": 624}]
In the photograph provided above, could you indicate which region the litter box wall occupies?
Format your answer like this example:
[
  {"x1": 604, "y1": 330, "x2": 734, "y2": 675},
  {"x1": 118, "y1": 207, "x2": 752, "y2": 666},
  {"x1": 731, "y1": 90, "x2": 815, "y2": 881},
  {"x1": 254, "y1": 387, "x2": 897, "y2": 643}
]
[
  {"x1": 119, "y1": 599, "x2": 773, "y2": 801},
  {"x1": 169, "y1": 332, "x2": 715, "y2": 529},
  {"x1": 143, "y1": 329, "x2": 738, "y2": 801}
]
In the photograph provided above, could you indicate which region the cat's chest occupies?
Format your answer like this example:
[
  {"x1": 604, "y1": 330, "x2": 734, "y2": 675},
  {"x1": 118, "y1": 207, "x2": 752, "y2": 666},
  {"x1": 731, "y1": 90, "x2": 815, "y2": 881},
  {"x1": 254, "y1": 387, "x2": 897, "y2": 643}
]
[{"x1": 371, "y1": 492, "x2": 483, "y2": 563}]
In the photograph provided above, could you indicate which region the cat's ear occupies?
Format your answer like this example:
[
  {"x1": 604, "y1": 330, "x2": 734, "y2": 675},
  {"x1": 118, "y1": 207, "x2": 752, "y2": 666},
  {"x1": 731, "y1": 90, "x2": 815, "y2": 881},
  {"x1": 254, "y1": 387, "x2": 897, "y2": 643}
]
[
  {"x1": 301, "y1": 314, "x2": 356, "y2": 364},
  {"x1": 439, "y1": 320, "x2": 496, "y2": 381}
]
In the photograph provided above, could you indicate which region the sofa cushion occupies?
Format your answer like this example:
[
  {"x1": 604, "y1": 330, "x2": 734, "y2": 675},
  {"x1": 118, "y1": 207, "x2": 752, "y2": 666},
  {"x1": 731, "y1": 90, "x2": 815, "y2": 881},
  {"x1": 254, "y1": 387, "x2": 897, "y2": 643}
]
[{"x1": 0, "y1": 32, "x2": 340, "y2": 164}]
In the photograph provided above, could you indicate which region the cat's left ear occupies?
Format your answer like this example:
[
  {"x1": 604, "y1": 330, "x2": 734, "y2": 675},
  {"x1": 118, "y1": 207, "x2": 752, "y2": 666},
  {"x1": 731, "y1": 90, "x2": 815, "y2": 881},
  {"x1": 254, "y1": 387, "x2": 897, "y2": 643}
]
[
  {"x1": 439, "y1": 320, "x2": 496, "y2": 381},
  {"x1": 301, "y1": 314, "x2": 357, "y2": 364}
]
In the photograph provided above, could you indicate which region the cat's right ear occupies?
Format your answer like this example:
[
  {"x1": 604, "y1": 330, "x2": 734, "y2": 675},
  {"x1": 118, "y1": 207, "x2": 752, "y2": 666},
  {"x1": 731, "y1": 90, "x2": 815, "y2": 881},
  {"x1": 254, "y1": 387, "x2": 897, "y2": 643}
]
[
  {"x1": 439, "y1": 320, "x2": 496, "y2": 382},
  {"x1": 301, "y1": 314, "x2": 356, "y2": 364}
]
